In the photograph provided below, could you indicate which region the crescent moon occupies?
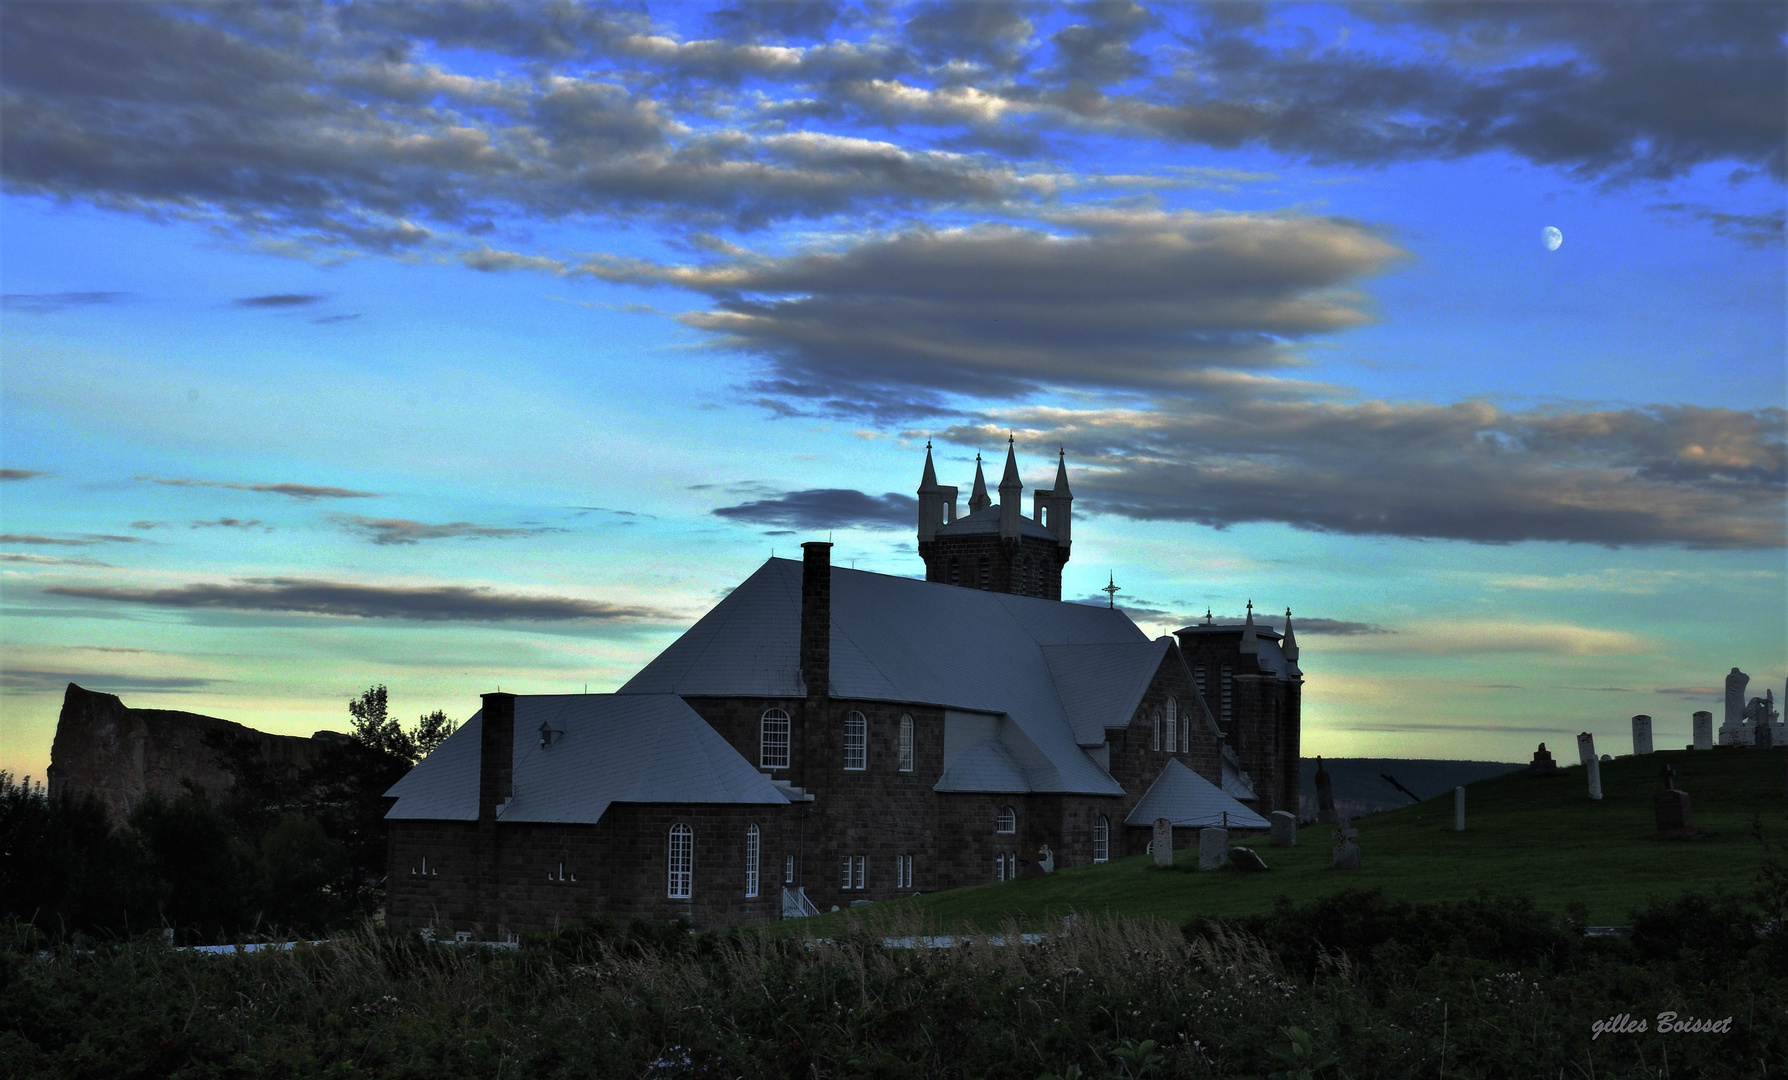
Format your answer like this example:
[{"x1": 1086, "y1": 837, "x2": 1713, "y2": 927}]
[{"x1": 1543, "y1": 226, "x2": 1563, "y2": 251}]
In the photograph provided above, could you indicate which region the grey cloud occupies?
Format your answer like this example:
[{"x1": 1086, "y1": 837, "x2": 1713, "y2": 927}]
[
  {"x1": 312, "y1": 313, "x2": 361, "y2": 324},
  {"x1": 597, "y1": 211, "x2": 1403, "y2": 408},
  {"x1": 904, "y1": 2, "x2": 1035, "y2": 71},
  {"x1": 1655, "y1": 685, "x2": 1722, "y2": 698},
  {"x1": 139, "y1": 475, "x2": 382, "y2": 500},
  {"x1": 190, "y1": 518, "x2": 264, "y2": 529},
  {"x1": 331, "y1": 514, "x2": 566, "y2": 545},
  {"x1": 0, "y1": 291, "x2": 130, "y2": 313},
  {"x1": 43, "y1": 577, "x2": 672, "y2": 622},
  {"x1": 1204, "y1": 614, "x2": 1393, "y2": 636},
  {"x1": 712, "y1": 488, "x2": 918, "y2": 531},
  {"x1": 235, "y1": 293, "x2": 324, "y2": 307},
  {"x1": 0, "y1": 469, "x2": 47, "y2": 481},
  {"x1": 0, "y1": 669, "x2": 217, "y2": 693},
  {"x1": 705, "y1": 2, "x2": 841, "y2": 43},
  {"x1": 1649, "y1": 202, "x2": 1785, "y2": 248},
  {"x1": 0, "y1": 553, "x2": 114, "y2": 567},
  {"x1": 942, "y1": 400, "x2": 1785, "y2": 548},
  {"x1": 1048, "y1": 0, "x2": 1155, "y2": 85},
  {"x1": 0, "y1": 534, "x2": 141, "y2": 547}
]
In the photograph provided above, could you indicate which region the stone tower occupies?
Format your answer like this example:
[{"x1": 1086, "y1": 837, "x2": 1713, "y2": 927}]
[{"x1": 916, "y1": 439, "x2": 1072, "y2": 599}]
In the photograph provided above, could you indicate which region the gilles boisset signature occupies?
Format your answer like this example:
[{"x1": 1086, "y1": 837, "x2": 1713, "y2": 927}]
[{"x1": 1592, "y1": 1012, "x2": 1733, "y2": 1040}]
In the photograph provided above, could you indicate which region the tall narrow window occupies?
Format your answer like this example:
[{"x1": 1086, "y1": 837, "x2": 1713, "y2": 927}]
[
  {"x1": 1220, "y1": 665, "x2": 1233, "y2": 725},
  {"x1": 760, "y1": 708, "x2": 790, "y2": 770},
  {"x1": 1093, "y1": 816, "x2": 1110, "y2": 863},
  {"x1": 1164, "y1": 699, "x2": 1177, "y2": 755},
  {"x1": 842, "y1": 857, "x2": 852, "y2": 889},
  {"x1": 667, "y1": 823, "x2": 693, "y2": 899},
  {"x1": 1178, "y1": 698, "x2": 1190, "y2": 752},
  {"x1": 1152, "y1": 710, "x2": 1162, "y2": 750},
  {"x1": 898, "y1": 714, "x2": 915, "y2": 772},
  {"x1": 1194, "y1": 665, "x2": 1207, "y2": 701},
  {"x1": 843, "y1": 711, "x2": 867, "y2": 770},
  {"x1": 949, "y1": 558, "x2": 960, "y2": 584},
  {"x1": 854, "y1": 855, "x2": 865, "y2": 890},
  {"x1": 978, "y1": 557, "x2": 990, "y2": 588},
  {"x1": 995, "y1": 853, "x2": 1007, "y2": 881},
  {"x1": 744, "y1": 824, "x2": 760, "y2": 898},
  {"x1": 785, "y1": 855, "x2": 795, "y2": 885},
  {"x1": 997, "y1": 806, "x2": 1016, "y2": 834}
]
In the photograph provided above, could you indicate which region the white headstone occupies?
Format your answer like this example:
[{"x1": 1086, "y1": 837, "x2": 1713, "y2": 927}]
[
  {"x1": 1454, "y1": 786, "x2": 1465, "y2": 832},
  {"x1": 1152, "y1": 817, "x2": 1174, "y2": 868},
  {"x1": 1632, "y1": 714, "x2": 1653, "y2": 756},
  {"x1": 1331, "y1": 818, "x2": 1361, "y2": 870},
  {"x1": 1198, "y1": 827, "x2": 1229, "y2": 871},
  {"x1": 1269, "y1": 810, "x2": 1297, "y2": 847},
  {"x1": 1577, "y1": 732, "x2": 1597, "y2": 765},
  {"x1": 1587, "y1": 755, "x2": 1603, "y2": 801},
  {"x1": 1693, "y1": 711, "x2": 1714, "y2": 751}
]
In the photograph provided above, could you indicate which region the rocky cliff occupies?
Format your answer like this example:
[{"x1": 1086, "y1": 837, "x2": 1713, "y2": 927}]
[{"x1": 46, "y1": 683, "x2": 345, "y2": 823}]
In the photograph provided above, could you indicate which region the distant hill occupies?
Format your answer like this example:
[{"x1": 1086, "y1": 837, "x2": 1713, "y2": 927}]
[{"x1": 1297, "y1": 758, "x2": 1525, "y2": 822}]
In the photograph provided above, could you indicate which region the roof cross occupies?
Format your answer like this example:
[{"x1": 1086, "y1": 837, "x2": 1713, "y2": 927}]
[{"x1": 1101, "y1": 572, "x2": 1121, "y2": 609}]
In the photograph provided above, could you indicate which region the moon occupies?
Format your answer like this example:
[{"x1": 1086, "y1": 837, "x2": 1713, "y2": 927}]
[{"x1": 1543, "y1": 226, "x2": 1563, "y2": 251}]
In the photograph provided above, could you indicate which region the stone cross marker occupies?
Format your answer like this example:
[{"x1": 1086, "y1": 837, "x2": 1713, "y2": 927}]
[
  {"x1": 1692, "y1": 711, "x2": 1714, "y2": 751},
  {"x1": 1654, "y1": 763, "x2": 1694, "y2": 834},
  {"x1": 1152, "y1": 817, "x2": 1174, "y2": 868},
  {"x1": 1270, "y1": 810, "x2": 1297, "y2": 847},
  {"x1": 1454, "y1": 786, "x2": 1465, "y2": 831},
  {"x1": 1331, "y1": 818, "x2": 1360, "y2": 870},
  {"x1": 1631, "y1": 714, "x2": 1653, "y2": 756},
  {"x1": 1198, "y1": 826, "x2": 1229, "y2": 871},
  {"x1": 1577, "y1": 732, "x2": 1597, "y2": 766},
  {"x1": 1314, "y1": 756, "x2": 1336, "y2": 824},
  {"x1": 1586, "y1": 755, "x2": 1604, "y2": 801}
]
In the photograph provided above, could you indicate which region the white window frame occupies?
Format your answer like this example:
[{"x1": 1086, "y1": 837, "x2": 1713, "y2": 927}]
[
  {"x1": 785, "y1": 854, "x2": 795, "y2": 885},
  {"x1": 1094, "y1": 816, "x2": 1109, "y2": 863},
  {"x1": 898, "y1": 714, "x2": 915, "y2": 772},
  {"x1": 667, "y1": 823, "x2": 693, "y2": 899},
  {"x1": 997, "y1": 806, "x2": 1016, "y2": 834},
  {"x1": 1164, "y1": 701, "x2": 1177, "y2": 755},
  {"x1": 995, "y1": 853, "x2": 1006, "y2": 881},
  {"x1": 1152, "y1": 710, "x2": 1162, "y2": 751},
  {"x1": 843, "y1": 711, "x2": 867, "y2": 771},
  {"x1": 854, "y1": 855, "x2": 865, "y2": 890},
  {"x1": 744, "y1": 824, "x2": 760, "y2": 898},
  {"x1": 896, "y1": 854, "x2": 913, "y2": 889},
  {"x1": 760, "y1": 709, "x2": 790, "y2": 770},
  {"x1": 842, "y1": 856, "x2": 853, "y2": 889},
  {"x1": 1177, "y1": 697, "x2": 1190, "y2": 753}
]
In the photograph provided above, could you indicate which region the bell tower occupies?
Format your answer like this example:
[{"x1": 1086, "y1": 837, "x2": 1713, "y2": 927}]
[{"x1": 916, "y1": 440, "x2": 1073, "y2": 599}]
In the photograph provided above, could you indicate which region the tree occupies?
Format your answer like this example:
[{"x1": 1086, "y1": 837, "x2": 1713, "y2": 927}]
[{"x1": 347, "y1": 684, "x2": 457, "y2": 764}]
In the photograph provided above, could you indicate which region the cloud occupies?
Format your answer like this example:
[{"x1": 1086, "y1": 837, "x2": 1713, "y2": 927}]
[
  {"x1": 943, "y1": 399, "x2": 1785, "y2": 548},
  {"x1": 0, "y1": 469, "x2": 47, "y2": 481},
  {"x1": 593, "y1": 211, "x2": 1404, "y2": 410},
  {"x1": 1319, "y1": 620, "x2": 1652, "y2": 657},
  {"x1": 330, "y1": 515, "x2": 566, "y2": 545},
  {"x1": 1655, "y1": 686, "x2": 1722, "y2": 699},
  {"x1": 711, "y1": 488, "x2": 918, "y2": 531},
  {"x1": 0, "y1": 291, "x2": 129, "y2": 313},
  {"x1": 0, "y1": 534, "x2": 140, "y2": 547},
  {"x1": 0, "y1": 669, "x2": 218, "y2": 693},
  {"x1": 234, "y1": 293, "x2": 325, "y2": 307},
  {"x1": 0, "y1": 553, "x2": 113, "y2": 567},
  {"x1": 190, "y1": 518, "x2": 265, "y2": 529},
  {"x1": 43, "y1": 577, "x2": 674, "y2": 623},
  {"x1": 138, "y1": 475, "x2": 382, "y2": 500},
  {"x1": 1198, "y1": 613, "x2": 1392, "y2": 636},
  {"x1": 1649, "y1": 202, "x2": 1785, "y2": 248},
  {"x1": 312, "y1": 313, "x2": 361, "y2": 324}
]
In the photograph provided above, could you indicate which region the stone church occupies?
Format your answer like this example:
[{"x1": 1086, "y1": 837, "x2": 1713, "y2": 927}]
[{"x1": 384, "y1": 442, "x2": 1304, "y2": 935}]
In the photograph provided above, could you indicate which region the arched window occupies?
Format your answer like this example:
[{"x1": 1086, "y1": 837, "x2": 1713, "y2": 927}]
[
  {"x1": 1093, "y1": 816, "x2": 1109, "y2": 863},
  {"x1": 949, "y1": 558, "x2": 960, "y2": 585},
  {"x1": 744, "y1": 824, "x2": 760, "y2": 898},
  {"x1": 1164, "y1": 699, "x2": 1177, "y2": 755},
  {"x1": 997, "y1": 806, "x2": 1016, "y2": 834},
  {"x1": 667, "y1": 823, "x2": 693, "y2": 899},
  {"x1": 1152, "y1": 710, "x2": 1162, "y2": 751},
  {"x1": 978, "y1": 556, "x2": 990, "y2": 588},
  {"x1": 760, "y1": 708, "x2": 790, "y2": 770},
  {"x1": 898, "y1": 714, "x2": 915, "y2": 772},
  {"x1": 843, "y1": 711, "x2": 867, "y2": 770}
]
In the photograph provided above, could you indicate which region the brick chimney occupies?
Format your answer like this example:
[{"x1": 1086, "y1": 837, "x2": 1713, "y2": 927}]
[
  {"x1": 479, "y1": 691, "x2": 515, "y2": 821},
  {"x1": 801, "y1": 542, "x2": 832, "y2": 700}
]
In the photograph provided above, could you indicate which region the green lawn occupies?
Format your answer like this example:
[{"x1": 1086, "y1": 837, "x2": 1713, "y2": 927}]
[{"x1": 792, "y1": 746, "x2": 1787, "y2": 933}]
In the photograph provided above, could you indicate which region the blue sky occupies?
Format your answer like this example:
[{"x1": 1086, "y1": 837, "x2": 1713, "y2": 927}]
[{"x1": 3, "y1": 1, "x2": 1783, "y2": 779}]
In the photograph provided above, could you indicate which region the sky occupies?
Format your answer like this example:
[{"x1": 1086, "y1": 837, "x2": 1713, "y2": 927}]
[{"x1": 2, "y1": 1, "x2": 1784, "y2": 780}]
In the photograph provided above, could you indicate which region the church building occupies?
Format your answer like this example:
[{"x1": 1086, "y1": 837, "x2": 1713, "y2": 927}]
[{"x1": 383, "y1": 443, "x2": 1304, "y2": 936}]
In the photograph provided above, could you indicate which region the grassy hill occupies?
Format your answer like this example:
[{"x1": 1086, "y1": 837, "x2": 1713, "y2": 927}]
[{"x1": 797, "y1": 746, "x2": 1787, "y2": 932}]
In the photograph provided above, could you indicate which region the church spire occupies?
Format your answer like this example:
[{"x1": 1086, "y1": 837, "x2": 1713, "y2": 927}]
[
  {"x1": 1052, "y1": 445, "x2": 1071, "y2": 498},
  {"x1": 919, "y1": 440, "x2": 939, "y2": 490},
  {"x1": 1239, "y1": 599, "x2": 1259, "y2": 655},
  {"x1": 1282, "y1": 608, "x2": 1298, "y2": 663},
  {"x1": 998, "y1": 435, "x2": 1022, "y2": 540},
  {"x1": 968, "y1": 453, "x2": 991, "y2": 513}
]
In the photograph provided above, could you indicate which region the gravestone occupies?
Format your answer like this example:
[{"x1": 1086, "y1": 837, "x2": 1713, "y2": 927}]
[
  {"x1": 1757, "y1": 724, "x2": 1775, "y2": 750},
  {"x1": 1632, "y1": 714, "x2": 1654, "y2": 756},
  {"x1": 1586, "y1": 755, "x2": 1604, "y2": 801},
  {"x1": 1577, "y1": 732, "x2": 1597, "y2": 765},
  {"x1": 1270, "y1": 810, "x2": 1297, "y2": 847},
  {"x1": 1229, "y1": 846, "x2": 1269, "y2": 872},
  {"x1": 1332, "y1": 819, "x2": 1360, "y2": 870},
  {"x1": 1314, "y1": 756, "x2": 1336, "y2": 823},
  {"x1": 1454, "y1": 786, "x2": 1465, "y2": 831},
  {"x1": 1654, "y1": 764, "x2": 1694, "y2": 834},
  {"x1": 1198, "y1": 827, "x2": 1229, "y2": 871},
  {"x1": 1152, "y1": 817, "x2": 1174, "y2": 868},
  {"x1": 1692, "y1": 711, "x2": 1714, "y2": 751},
  {"x1": 1527, "y1": 742, "x2": 1562, "y2": 776}
]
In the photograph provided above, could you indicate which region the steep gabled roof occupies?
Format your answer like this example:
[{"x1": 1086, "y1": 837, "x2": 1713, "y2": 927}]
[
  {"x1": 1124, "y1": 758, "x2": 1269, "y2": 829},
  {"x1": 385, "y1": 694, "x2": 788, "y2": 823},
  {"x1": 1043, "y1": 638, "x2": 1176, "y2": 746}
]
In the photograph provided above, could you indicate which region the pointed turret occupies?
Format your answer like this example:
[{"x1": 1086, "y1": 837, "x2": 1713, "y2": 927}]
[
  {"x1": 968, "y1": 453, "x2": 991, "y2": 513},
  {"x1": 1282, "y1": 608, "x2": 1299, "y2": 663},
  {"x1": 998, "y1": 435, "x2": 1023, "y2": 540},
  {"x1": 920, "y1": 441, "x2": 938, "y2": 489},
  {"x1": 917, "y1": 441, "x2": 950, "y2": 544},
  {"x1": 1052, "y1": 446, "x2": 1072, "y2": 498},
  {"x1": 1239, "y1": 600, "x2": 1258, "y2": 655}
]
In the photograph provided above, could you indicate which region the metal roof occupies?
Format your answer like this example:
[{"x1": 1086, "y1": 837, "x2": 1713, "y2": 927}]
[
  {"x1": 934, "y1": 502, "x2": 1058, "y2": 541},
  {"x1": 1123, "y1": 758, "x2": 1270, "y2": 829},
  {"x1": 385, "y1": 694, "x2": 789, "y2": 823}
]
